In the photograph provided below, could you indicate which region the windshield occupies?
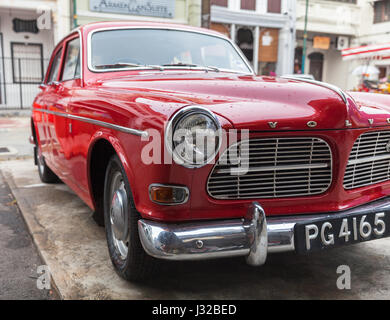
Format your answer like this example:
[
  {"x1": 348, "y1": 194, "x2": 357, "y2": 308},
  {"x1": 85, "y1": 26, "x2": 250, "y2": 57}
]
[{"x1": 90, "y1": 28, "x2": 252, "y2": 74}]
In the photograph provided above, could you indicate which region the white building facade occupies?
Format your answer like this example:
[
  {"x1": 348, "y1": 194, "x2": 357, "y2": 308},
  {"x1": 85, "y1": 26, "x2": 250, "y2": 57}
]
[
  {"x1": 295, "y1": 0, "x2": 362, "y2": 90},
  {"x1": 356, "y1": 0, "x2": 390, "y2": 82},
  {"x1": 0, "y1": 0, "x2": 70, "y2": 109},
  {"x1": 209, "y1": 0, "x2": 296, "y2": 76},
  {"x1": 0, "y1": 0, "x2": 201, "y2": 109},
  {"x1": 294, "y1": 0, "x2": 390, "y2": 90}
]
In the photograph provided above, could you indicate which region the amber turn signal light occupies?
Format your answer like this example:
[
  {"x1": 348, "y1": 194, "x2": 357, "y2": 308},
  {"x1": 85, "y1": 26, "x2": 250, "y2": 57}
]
[{"x1": 149, "y1": 184, "x2": 189, "y2": 205}]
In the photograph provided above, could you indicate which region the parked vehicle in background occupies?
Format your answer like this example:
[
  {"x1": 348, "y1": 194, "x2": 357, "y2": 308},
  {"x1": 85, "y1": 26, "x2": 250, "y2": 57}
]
[
  {"x1": 355, "y1": 79, "x2": 390, "y2": 94},
  {"x1": 282, "y1": 74, "x2": 315, "y2": 81},
  {"x1": 31, "y1": 22, "x2": 390, "y2": 281}
]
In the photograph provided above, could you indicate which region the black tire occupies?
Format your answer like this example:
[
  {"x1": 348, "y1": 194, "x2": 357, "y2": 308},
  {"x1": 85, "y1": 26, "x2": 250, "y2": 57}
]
[
  {"x1": 104, "y1": 154, "x2": 157, "y2": 281},
  {"x1": 36, "y1": 145, "x2": 59, "y2": 183},
  {"x1": 92, "y1": 208, "x2": 105, "y2": 227}
]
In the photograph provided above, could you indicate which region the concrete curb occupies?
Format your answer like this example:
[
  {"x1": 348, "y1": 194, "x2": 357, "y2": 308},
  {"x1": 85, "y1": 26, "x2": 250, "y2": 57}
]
[
  {"x1": 0, "y1": 110, "x2": 32, "y2": 117},
  {"x1": 0, "y1": 147, "x2": 18, "y2": 159},
  {"x1": 0, "y1": 155, "x2": 33, "y2": 161}
]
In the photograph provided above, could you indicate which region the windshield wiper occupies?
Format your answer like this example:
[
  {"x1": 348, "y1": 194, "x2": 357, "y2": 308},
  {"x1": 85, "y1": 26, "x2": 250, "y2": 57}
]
[
  {"x1": 94, "y1": 62, "x2": 163, "y2": 70},
  {"x1": 162, "y1": 63, "x2": 220, "y2": 72},
  {"x1": 94, "y1": 62, "x2": 220, "y2": 72}
]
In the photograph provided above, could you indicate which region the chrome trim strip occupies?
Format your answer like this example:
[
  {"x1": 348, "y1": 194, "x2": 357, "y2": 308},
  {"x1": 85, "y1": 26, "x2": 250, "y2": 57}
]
[
  {"x1": 348, "y1": 153, "x2": 390, "y2": 166},
  {"x1": 148, "y1": 183, "x2": 190, "y2": 205},
  {"x1": 281, "y1": 76, "x2": 348, "y2": 104},
  {"x1": 86, "y1": 26, "x2": 255, "y2": 75},
  {"x1": 216, "y1": 163, "x2": 329, "y2": 175},
  {"x1": 34, "y1": 108, "x2": 148, "y2": 138},
  {"x1": 77, "y1": 29, "x2": 84, "y2": 86}
]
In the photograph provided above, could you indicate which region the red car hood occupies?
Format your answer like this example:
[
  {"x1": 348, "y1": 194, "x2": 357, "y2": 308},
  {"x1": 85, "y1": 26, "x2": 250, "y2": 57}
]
[{"x1": 98, "y1": 72, "x2": 390, "y2": 131}]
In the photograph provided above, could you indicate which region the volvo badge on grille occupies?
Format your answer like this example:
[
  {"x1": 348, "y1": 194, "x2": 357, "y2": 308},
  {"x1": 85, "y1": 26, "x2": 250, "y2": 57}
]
[{"x1": 268, "y1": 122, "x2": 278, "y2": 128}]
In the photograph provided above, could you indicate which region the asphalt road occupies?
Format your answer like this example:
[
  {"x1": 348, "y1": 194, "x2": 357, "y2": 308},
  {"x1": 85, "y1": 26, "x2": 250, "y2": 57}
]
[
  {"x1": 1, "y1": 159, "x2": 390, "y2": 300},
  {"x1": 0, "y1": 171, "x2": 57, "y2": 299}
]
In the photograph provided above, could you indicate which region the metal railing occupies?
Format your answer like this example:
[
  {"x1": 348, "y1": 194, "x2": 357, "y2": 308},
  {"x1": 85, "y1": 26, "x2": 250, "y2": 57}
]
[{"x1": 0, "y1": 57, "x2": 49, "y2": 109}]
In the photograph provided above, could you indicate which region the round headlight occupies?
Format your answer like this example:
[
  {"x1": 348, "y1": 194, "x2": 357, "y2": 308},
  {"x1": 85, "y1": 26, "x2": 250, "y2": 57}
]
[{"x1": 165, "y1": 107, "x2": 222, "y2": 168}]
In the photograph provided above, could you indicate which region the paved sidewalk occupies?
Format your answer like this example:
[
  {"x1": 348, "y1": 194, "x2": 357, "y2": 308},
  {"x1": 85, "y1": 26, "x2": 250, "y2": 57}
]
[
  {"x1": 0, "y1": 170, "x2": 57, "y2": 299},
  {"x1": 0, "y1": 117, "x2": 33, "y2": 160}
]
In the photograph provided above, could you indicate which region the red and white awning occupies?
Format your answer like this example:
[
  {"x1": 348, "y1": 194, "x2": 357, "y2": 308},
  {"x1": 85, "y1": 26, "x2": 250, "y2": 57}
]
[{"x1": 342, "y1": 43, "x2": 390, "y2": 61}]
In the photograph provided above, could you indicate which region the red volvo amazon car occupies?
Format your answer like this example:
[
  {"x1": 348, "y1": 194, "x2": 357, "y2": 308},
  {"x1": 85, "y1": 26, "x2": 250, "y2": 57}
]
[{"x1": 31, "y1": 21, "x2": 390, "y2": 281}]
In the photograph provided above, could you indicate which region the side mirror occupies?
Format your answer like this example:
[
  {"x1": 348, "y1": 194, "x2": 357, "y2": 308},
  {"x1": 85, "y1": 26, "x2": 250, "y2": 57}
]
[{"x1": 51, "y1": 81, "x2": 61, "y2": 89}]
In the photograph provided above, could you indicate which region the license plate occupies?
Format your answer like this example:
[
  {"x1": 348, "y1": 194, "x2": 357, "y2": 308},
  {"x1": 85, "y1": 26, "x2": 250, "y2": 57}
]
[{"x1": 295, "y1": 211, "x2": 390, "y2": 254}]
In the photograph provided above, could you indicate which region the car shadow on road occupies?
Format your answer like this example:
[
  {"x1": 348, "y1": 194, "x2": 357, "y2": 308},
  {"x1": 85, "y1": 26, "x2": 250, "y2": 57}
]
[{"x1": 136, "y1": 243, "x2": 389, "y2": 299}]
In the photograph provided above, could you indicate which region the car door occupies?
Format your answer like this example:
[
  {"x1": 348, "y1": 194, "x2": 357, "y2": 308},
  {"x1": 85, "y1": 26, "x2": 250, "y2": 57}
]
[
  {"x1": 44, "y1": 44, "x2": 71, "y2": 179},
  {"x1": 39, "y1": 46, "x2": 63, "y2": 167},
  {"x1": 47, "y1": 35, "x2": 81, "y2": 181},
  {"x1": 62, "y1": 37, "x2": 90, "y2": 194}
]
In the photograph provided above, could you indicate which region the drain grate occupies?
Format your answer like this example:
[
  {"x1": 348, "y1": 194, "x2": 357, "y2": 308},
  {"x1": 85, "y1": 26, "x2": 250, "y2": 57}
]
[{"x1": 0, "y1": 147, "x2": 10, "y2": 153}]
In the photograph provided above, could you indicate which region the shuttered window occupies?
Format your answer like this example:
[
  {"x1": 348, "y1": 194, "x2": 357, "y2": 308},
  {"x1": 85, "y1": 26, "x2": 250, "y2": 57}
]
[
  {"x1": 267, "y1": 0, "x2": 281, "y2": 13},
  {"x1": 210, "y1": 0, "x2": 228, "y2": 7},
  {"x1": 374, "y1": 0, "x2": 390, "y2": 23},
  {"x1": 241, "y1": 0, "x2": 256, "y2": 10}
]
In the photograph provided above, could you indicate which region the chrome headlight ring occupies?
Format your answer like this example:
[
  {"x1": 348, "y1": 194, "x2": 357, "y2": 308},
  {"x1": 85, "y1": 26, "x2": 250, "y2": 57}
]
[{"x1": 165, "y1": 106, "x2": 222, "y2": 169}]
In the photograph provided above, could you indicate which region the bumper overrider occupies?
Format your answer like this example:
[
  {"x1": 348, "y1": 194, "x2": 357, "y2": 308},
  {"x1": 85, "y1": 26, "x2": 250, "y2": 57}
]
[{"x1": 138, "y1": 197, "x2": 390, "y2": 265}]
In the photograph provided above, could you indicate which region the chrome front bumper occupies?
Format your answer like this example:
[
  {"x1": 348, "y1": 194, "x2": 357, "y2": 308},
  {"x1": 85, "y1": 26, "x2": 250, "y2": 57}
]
[{"x1": 138, "y1": 197, "x2": 390, "y2": 266}]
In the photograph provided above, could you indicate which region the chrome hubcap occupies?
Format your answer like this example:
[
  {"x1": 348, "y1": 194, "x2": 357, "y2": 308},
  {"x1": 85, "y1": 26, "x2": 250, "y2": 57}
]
[
  {"x1": 111, "y1": 189, "x2": 128, "y2": 241},
  {"x1": 109, "y1": 172, "x2": 129, "y2": 260}
]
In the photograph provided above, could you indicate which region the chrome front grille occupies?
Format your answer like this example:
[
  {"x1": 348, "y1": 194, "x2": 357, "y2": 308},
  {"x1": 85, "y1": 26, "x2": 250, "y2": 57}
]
[
  {"x1": 207, "y1": 137, "x2": 333, "y2": 199},
  {"x1": 344, "y1": 131, "x2": 390, "y2": 189}
]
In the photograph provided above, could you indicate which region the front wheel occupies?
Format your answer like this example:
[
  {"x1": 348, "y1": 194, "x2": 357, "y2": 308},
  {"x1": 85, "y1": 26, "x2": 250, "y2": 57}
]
[{"x1": 104, "y1": 154, "x2": 157, "y2": 281}]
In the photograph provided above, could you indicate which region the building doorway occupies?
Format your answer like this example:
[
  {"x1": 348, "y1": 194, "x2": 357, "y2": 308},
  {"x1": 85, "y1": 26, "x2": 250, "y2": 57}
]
[
  {"x1": 379, "y1": 66, "x2": 387, "y2": 80},
  {"x1": 11, "y1": 42, "x2": 44, "y2": 83},
  {"x1": 294, "y1": 47, "x2": 303, "y2": 74},
  {"x1": 258, "y1": 28, "x2": 279, "y2": 76},
  {"x1": 308, "y1": 52, "x2": 324, "y2": 81},
  {"x1": 236, "y1": 27, "x2": 253, "y2": 63}
]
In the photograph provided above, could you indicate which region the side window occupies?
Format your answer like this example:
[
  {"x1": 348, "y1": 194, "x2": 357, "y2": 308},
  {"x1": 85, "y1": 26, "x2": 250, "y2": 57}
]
[
  {"x1": 47, "y1": 49, "x2": 62, "y2": 83},
  {"x1": 61, "y1": 37, "x2": 80, "y2": 81}
]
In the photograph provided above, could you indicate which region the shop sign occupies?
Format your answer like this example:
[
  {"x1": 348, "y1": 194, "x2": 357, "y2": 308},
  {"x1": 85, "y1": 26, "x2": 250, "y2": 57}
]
[
  {"x1": 313, "y1": 36, "x2": 331, "y2": 50},
  {"x1": 90, "y1": 0, "x2": 175, "y2": 19}
]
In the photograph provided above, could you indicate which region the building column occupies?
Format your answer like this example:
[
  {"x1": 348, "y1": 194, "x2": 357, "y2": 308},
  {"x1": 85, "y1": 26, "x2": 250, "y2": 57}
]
[
  {"x1": 253, "y1": 26, "x2": 260, "y2": 74},
  {"x1": 54, "y1": 0, "x2": 71, "y2": 44},
  {"x1": 188, "y1": 0, "x2": 201, "y2": 27},
  {"x1": 230, "y1": 24, "x2": 236, "y2": 42},
  {"x1": 276, "y1": 0, "x2": 295, "y2": 75}
]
